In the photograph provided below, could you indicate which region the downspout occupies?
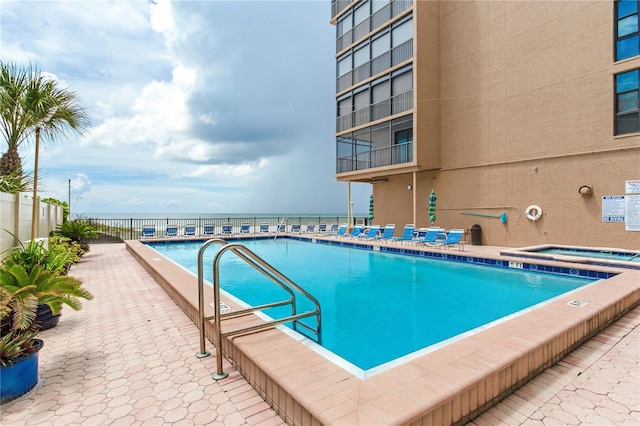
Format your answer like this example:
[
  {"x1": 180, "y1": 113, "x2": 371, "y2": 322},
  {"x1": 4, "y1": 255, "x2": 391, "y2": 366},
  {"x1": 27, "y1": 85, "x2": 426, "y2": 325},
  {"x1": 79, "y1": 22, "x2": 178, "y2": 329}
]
[{"x1": 412, "y1": 172, "x2": 417, "y2": 226}]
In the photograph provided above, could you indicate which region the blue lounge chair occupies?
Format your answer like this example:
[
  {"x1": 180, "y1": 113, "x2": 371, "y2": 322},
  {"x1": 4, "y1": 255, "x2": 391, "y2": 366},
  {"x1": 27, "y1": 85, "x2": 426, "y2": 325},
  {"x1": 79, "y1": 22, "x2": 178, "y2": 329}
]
[
  {"x1": 165, "y1": 225, "x2": 178, "y2": 237},
  {"x1": 290, "y1": 224, "x2": 301, "y2": 233},
  {"x1": 414, "y1": 228, "x2": 428, "y2": 240},
  {"x1": 416, "y1": 227, "x2": 446, "y2": 245},
  {"x1": 202, "y1": 224, "x2": 215, "y2": 236},
  {"x1": 240, "y1": 222, "x2": 251, "y2": 234},
  {"x1": 345, "y1": 225, "x2": 364, "y2": 238},
  {"x1": 359, "y1": 225, "x2": 381, "y2": 239},
  {"x1": 428, "y1": 229, "x2": 465, "y2": 250},
  {"x1": 259, "y1": 222, "x2": 270, "y2": 233},
  {"x1": 376, "y1": 224, "x2": 396, "y2": 242},
  {"x1": 184, "y1": 224, "x2": 196, "y2": 236},
  {"x1": 329, "y1": 224, "x2": 348, "y2": 237},
  {"x1": 221, "y1": 223, "x2": 233, "y2": 235},
  {"x1": 391, "y1": 224, "x2": 415, "y2": 244},
  {"x1": 141, "y1": 225, "x2": 156, "y2": 238}
]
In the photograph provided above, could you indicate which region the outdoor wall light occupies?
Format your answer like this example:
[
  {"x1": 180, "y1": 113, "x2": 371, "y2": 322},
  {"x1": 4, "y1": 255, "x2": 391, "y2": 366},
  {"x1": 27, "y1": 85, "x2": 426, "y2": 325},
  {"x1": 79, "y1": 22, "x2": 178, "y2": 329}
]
[
  {"x1": 578, "y1": 185, "x2": 593, "y2": 196},
  {"x1": 407, "y1": 184, "x2": 413, "y2": 191}
]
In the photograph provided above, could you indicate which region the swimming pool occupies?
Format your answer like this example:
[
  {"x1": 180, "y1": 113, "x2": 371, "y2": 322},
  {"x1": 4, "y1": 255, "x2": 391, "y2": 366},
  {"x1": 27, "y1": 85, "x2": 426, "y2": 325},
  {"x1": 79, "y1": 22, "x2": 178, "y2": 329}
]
[{"x1": 149, "y1": 238, "x2": 596, "y2": 371}]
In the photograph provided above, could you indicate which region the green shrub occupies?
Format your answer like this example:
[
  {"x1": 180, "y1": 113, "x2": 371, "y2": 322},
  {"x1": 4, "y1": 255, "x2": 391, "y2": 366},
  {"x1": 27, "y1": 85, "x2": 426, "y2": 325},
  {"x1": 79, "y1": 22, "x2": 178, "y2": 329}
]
[
  {"x1": 3, "y1": 238, "x2": 68, "y2": 276},
  {"x1": 53, "y1": 221, "x2": 98, "y2": 252},
  {"x1": 48, "y1": 236, "x2": 83, "y2": 266}
]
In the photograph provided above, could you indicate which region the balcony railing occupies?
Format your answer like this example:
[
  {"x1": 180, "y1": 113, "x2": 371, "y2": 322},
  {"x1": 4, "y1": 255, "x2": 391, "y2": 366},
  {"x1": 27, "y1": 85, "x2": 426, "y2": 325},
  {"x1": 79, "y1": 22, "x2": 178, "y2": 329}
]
[
  {"x1": 337, "y1": 89, "x2": 413, "y2": 132},
  {"x1": 331, "y1": 0, "x2": 352, "y2": 19},
  {"x1": 335, "y1": 0, "x2": 413, "y2": 50},
  {"x1": 336, "y1": 141, "x2": 413, "y2": 173},
  {"x1": 337, "y1": 39, "x2": 413, "y2": 93}
]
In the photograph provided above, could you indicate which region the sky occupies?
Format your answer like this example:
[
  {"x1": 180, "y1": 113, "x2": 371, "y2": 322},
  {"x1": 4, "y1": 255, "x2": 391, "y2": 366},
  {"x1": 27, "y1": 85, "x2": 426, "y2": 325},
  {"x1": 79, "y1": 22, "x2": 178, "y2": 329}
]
[{"x1": 0, "y1": 0, "x2": 371, "y2": 217}]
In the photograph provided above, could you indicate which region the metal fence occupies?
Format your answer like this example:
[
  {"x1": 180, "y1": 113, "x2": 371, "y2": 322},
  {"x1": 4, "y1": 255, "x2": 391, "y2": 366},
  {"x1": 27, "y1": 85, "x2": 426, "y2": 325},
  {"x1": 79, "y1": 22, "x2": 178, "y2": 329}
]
[{"x1": 77, "y1": 216, "x2": 368, "y2": 243}]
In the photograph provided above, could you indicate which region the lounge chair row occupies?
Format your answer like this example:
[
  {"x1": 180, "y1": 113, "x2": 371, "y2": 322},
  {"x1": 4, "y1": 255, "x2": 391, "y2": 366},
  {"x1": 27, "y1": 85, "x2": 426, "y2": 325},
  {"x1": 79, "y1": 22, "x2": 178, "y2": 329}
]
[
  {"x1": 139, "y1": 222, "x2": 341, "y2": 238},
  {"x1": 331, "y1": 224, "x2": 465, "y2": 250}
]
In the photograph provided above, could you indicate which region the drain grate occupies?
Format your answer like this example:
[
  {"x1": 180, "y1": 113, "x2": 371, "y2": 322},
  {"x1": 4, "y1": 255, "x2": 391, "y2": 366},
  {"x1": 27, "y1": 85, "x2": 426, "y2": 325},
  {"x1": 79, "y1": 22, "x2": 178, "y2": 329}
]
[
  {"x1": 210, "y1": 302, "x2": 233, "y2": 313},
  {"x1": 567, "y1": 299, "x2": 590, "y2": 307}
]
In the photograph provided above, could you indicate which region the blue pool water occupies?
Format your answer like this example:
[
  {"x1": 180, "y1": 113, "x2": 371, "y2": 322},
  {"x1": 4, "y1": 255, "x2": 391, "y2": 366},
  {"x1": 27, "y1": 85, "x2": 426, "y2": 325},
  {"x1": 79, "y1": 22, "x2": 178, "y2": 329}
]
[
  {"x1": 149, "y1": 239, "x2": 594, "y2": 370},
  {"x1": 533, "y1": 247, "x2": 640, "y2": 262}
]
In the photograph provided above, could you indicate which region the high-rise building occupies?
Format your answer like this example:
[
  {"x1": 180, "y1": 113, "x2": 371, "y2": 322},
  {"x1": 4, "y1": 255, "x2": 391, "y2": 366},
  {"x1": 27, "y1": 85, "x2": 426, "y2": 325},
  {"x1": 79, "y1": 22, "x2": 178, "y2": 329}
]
[{"x1": 331, "y1": 0, "x2": 640, "y2": 249}]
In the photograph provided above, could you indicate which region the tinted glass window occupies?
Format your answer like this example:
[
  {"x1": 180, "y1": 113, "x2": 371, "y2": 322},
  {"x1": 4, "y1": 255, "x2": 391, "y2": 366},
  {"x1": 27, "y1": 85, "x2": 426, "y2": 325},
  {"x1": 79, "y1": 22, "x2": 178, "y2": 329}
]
[
  {"x1": 618, "y1": 92, "x2": 639, "y2": 112},
  {"x1": 372, "y1": 33, "x2": 390, "y2": 58},
  {"x1": 392, "y1": 19, "x2": 413, "y2": 48},
  {"x1": 618, "y1": 0, "x2": 638, "y2": 18},
  {"x1": 338, "y1": 55, "x2": 351, "y2": 76},
  {"x1": 354, "y1": 46, "x2": 370, "y2": 67},
  {"x1": 615, "y1": 69, "x2": 640, "y2": 135},
  {"x1": 616, "y1": 1, "x2": 640, "y2": 60},
  {"x1": 617, "y1": 69, "x2": 639, "y2": 92},
  {"x1": 618, "y1": 15, "x2": 638, "y2": 36},
  {"x1": 354, "y1": 2, "x2": 369, "y2": 25}
]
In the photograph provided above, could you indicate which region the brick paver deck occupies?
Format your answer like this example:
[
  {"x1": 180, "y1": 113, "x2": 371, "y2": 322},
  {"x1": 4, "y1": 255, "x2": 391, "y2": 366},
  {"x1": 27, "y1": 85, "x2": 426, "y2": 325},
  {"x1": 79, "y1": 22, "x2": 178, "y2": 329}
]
[{"x1": 1, "y1": 243, "x2": 638, "y2": 425}]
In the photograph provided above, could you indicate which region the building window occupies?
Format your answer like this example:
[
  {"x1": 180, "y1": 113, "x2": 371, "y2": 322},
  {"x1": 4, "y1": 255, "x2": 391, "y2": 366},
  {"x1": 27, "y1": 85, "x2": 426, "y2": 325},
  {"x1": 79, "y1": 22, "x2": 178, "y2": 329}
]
[
  {"x1": 615, "y1": 69, "x2": 640, "y2": 135},
  {"x1": 616, "y1": 0, "x2": 640, "y2": 61}
]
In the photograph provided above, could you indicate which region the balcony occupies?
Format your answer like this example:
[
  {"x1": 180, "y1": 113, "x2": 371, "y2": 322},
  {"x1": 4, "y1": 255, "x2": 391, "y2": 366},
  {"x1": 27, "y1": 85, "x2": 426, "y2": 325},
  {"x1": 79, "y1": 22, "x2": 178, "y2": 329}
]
[
  {"x1": 337, "y1": 39, "x2": 412, "y2": 93},
  {"x1": 335, "y1": 0, "x2": 413, "y2": 49},
  {"x1": 337, "y1": 89, "x2": 413, "y2": 132},
  {"x1": 336, "y1": 141, "x2": 413, "y2": 173}
]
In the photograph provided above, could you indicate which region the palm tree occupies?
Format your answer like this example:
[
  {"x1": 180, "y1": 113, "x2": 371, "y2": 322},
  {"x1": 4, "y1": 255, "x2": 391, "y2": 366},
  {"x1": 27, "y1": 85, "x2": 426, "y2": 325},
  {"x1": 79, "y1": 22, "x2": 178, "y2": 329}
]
[
  {"x1": 22, "y1": 70, "x2": 89, "y2": 237},
  {"x1": 0, "y1": 62, "x2": 89, "y2": 237},
  {"x1": 0, "y1": 62, "x2": 31, "y2": 177}
]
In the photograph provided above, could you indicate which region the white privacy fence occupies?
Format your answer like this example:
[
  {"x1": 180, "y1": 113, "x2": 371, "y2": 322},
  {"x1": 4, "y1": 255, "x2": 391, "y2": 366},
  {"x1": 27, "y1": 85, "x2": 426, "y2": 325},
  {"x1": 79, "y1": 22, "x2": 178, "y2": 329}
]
[{"x1": 0, "y1": 192, "x2": 64, "y2": 255}]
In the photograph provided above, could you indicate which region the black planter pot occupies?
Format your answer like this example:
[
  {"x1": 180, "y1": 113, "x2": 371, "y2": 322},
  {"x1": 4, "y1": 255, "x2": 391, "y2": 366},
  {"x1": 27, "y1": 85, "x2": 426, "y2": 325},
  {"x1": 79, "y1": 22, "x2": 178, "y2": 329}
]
[{"x1": 36, "y1": 304, "x2": 61, "y2": 330}]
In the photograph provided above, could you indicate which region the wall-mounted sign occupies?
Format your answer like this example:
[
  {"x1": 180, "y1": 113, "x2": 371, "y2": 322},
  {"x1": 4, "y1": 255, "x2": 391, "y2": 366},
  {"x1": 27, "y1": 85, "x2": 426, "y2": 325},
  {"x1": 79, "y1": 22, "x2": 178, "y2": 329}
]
[
  {"x1": 626, "y1": 195, "x2": 640, "y2": 231},
  {"x1": 626, "y1": 180, "x2": 640, "y2": 194},
  {"x1": 602, "y1": 196, "x2": 625, "y2": 222}
]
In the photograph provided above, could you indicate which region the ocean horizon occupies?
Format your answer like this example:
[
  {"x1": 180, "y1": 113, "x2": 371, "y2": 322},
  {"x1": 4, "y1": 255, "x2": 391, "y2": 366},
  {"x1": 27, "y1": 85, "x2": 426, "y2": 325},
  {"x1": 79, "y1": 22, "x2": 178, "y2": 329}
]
[{"x1": 80, "y1": 212, "x2": 366, "y2": 220}]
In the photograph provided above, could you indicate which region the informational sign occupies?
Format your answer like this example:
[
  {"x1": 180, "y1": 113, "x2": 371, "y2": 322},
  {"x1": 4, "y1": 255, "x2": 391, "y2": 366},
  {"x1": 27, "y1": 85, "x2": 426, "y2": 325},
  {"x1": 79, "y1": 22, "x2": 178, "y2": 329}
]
[
  {"x1": 626, "y1": 180, "x2": 640, "y2": 194},
  {"x1": 626, "y1": 195, "x2": 640, "y2": 231},
  {"x1": 602, "y1": 196, "x2": 625, "y2": 222}
]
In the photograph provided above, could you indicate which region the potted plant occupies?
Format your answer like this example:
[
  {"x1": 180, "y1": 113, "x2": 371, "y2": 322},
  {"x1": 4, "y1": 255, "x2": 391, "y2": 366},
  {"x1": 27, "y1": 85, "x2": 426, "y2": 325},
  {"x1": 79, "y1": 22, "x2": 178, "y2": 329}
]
[
  {"x1": 0, "y1": 263, "x2": 43, "y2": 403},
  {"x1": 2, "y1": 237, "x2": 93, "y2": 330}
]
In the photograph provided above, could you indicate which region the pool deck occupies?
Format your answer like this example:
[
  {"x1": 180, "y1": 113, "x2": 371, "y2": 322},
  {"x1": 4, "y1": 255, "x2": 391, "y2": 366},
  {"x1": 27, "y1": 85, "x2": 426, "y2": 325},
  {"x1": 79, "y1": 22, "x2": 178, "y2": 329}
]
[{"x1": 1, "y1": 241, "x2": 638, "y2": 425}]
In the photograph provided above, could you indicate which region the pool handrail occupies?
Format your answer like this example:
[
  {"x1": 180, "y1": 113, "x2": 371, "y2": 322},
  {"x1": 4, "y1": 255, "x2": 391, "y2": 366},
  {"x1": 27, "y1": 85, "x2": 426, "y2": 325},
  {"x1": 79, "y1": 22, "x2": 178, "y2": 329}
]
[{"x1": 195, "y1": 238, "x2": 322, "y2": 380}]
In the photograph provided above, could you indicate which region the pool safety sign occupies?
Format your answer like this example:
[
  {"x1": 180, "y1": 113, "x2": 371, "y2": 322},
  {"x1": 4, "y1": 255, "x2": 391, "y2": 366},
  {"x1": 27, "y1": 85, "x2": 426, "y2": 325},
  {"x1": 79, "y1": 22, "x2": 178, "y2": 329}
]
[
  {"x1": 602, "y1": 196, "x2": 625, "y2": 222},
  {"x1": 603, "y1": 180, "x2": 640, "y2": 231},
  {"x1": 626, "y1": 195, "x2": 640, "y2": 231},
  {"x1": 626, "y1": 179, "x2": 640, "y2": 194}
]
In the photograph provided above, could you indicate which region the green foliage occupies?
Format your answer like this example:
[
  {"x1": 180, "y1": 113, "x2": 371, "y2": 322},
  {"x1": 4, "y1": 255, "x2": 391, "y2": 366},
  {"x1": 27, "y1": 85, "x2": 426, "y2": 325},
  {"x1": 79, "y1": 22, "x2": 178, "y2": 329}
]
[
  {"x1": 42, "y1": 197, "x2": 69, "y2": 222},
  {"x1": 1, "y1": 260, "x2": 93, "y2": 315},
  {"x1": 0, "y1": 263, "x2": 39, "y2": 366},
  {"x1": 0, "y1": 61, "x2": 90, "y2": 177},
  {"x1": 3, "y1": 238, "x2": 69, "y2": 276},
  {"x1": 48, "y1": 236, "x2": 83, "y2": 265},
  {"x1": 0, "y1": 330, "x2": 40, "y2": 366},
  {"x1": 0, "y1": 169, "x2": 33, "y2": 194},
  {"x1": 53, "y1": 220, "x2": 98, "y2": 244}
]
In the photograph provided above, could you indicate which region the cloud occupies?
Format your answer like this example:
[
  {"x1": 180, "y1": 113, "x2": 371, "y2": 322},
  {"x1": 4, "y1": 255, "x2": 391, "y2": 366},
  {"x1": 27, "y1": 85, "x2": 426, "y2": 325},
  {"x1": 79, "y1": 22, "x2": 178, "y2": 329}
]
[{"x1": 1, "y1": 0, "x2": 372, "y2": 215}]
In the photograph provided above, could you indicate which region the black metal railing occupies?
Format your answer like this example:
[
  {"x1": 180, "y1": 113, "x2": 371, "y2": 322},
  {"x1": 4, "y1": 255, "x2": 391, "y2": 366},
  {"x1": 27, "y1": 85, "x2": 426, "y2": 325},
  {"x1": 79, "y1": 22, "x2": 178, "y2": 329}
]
[
  {"x1": 336, "y1": 141, "x2": 413, "y2": 173},
  {"x1": 76, "y1": 216, "x2": 366, "y2": 243},
  {"x1": 337, "y1": 89, "x2": 413, "y2": 132}
]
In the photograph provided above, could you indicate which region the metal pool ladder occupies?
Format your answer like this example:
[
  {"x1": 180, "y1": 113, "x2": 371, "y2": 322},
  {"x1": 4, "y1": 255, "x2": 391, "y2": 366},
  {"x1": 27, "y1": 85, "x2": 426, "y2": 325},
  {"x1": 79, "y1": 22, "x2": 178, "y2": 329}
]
[{"x1": 195, "y1": 238, "x2": 322, "y2": 380}]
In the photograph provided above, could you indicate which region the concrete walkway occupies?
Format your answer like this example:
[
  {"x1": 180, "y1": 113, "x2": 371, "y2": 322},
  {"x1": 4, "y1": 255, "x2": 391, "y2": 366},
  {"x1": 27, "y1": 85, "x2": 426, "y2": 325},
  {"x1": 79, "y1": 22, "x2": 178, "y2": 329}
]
[{"x1": 1, "y1": 243, "x2": 638, "y2": 425}]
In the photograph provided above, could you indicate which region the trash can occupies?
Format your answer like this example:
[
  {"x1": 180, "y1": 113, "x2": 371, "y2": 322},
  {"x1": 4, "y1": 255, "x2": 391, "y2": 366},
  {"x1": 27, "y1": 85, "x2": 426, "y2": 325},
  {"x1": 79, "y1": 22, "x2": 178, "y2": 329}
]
[{"x1": 470, "y1": 224, "x2": 482, "y2": 245}]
